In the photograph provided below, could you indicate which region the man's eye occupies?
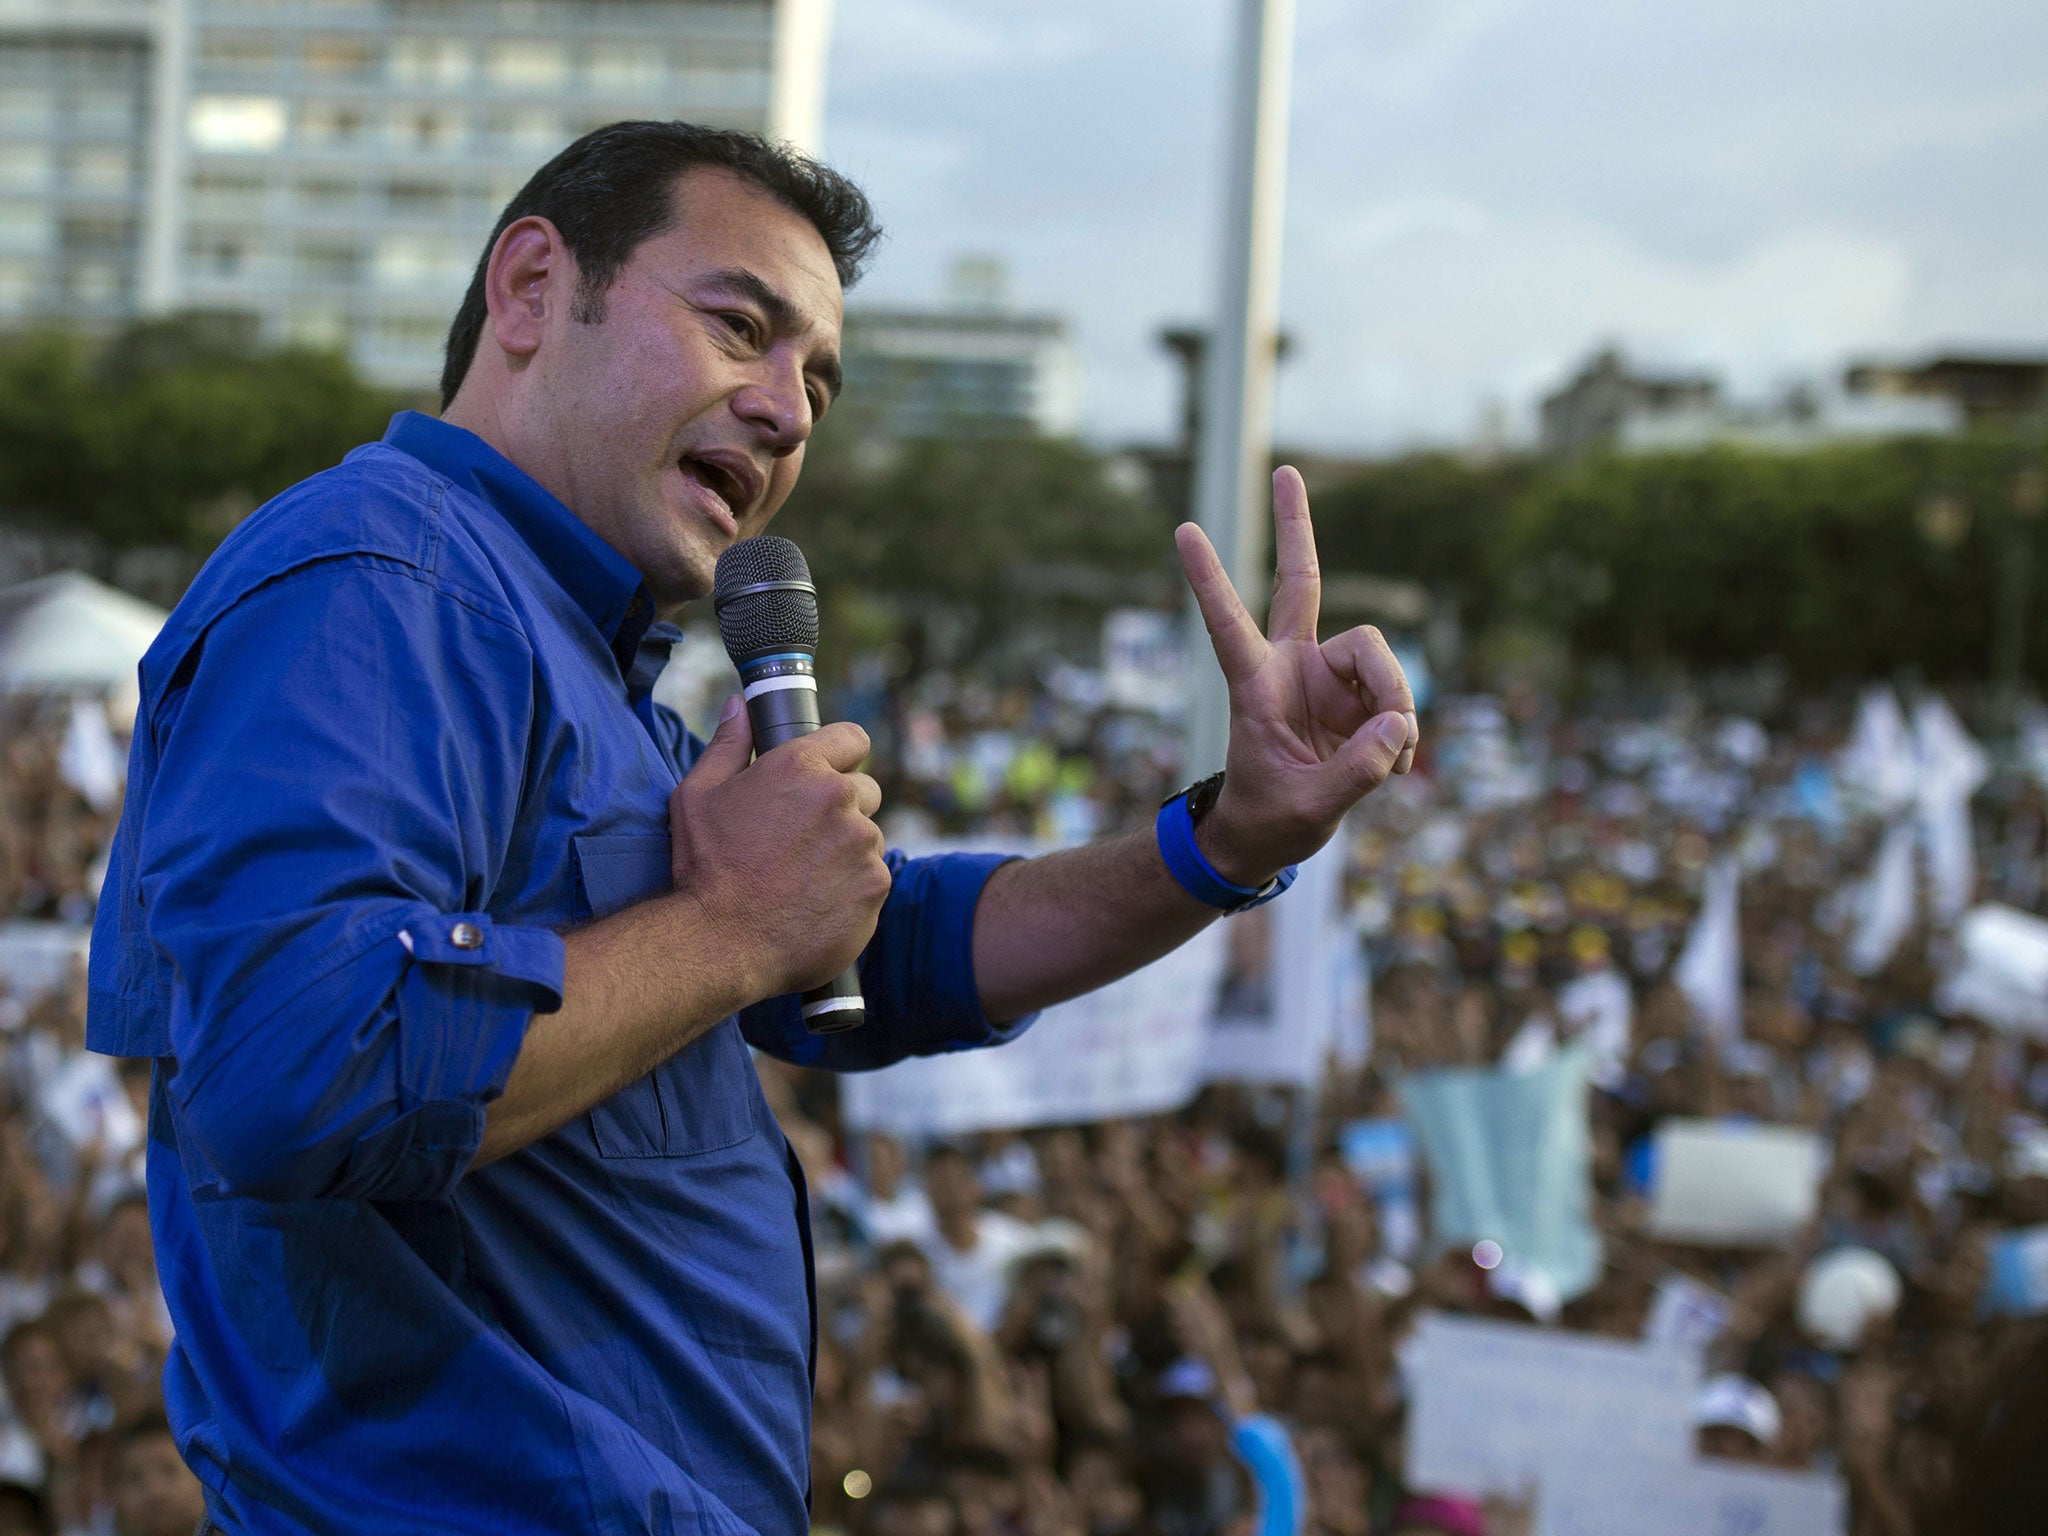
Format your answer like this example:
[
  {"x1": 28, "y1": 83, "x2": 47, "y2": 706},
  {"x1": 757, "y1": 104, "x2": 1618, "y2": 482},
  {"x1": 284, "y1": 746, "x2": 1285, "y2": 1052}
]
[{"x1": 721, "y1": 312, "x2": 756, "y2": 342}]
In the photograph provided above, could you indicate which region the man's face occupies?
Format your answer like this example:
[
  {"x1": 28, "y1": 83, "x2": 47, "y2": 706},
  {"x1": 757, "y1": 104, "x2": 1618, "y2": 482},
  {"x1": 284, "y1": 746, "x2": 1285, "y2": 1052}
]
[{"x1": 528, "y1": 167, "x2": 843, "y2": 609}]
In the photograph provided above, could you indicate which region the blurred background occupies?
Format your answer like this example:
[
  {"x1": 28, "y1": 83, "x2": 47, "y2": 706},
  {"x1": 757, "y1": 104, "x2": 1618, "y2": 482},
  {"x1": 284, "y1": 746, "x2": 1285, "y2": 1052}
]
[{"x1": 0, "y1": 2, "x2": 2042, "y2": 1534}]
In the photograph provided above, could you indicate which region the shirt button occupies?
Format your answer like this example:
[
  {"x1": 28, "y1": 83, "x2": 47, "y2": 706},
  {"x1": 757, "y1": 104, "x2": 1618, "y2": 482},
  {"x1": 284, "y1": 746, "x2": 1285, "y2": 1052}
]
[{"x1": 450, "y1": 922, "x2": 483, "y2": 950}]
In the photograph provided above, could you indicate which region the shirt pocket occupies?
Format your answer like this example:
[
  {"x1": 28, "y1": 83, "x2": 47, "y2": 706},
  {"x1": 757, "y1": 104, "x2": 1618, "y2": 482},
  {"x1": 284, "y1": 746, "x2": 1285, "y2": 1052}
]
[{"x1": 572, "y1": 833, "x2": 758, "y2": 1159}]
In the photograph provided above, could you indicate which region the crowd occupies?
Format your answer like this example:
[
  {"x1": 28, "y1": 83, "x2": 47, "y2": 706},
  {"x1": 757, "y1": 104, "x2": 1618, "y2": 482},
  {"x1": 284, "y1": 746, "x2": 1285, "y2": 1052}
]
[
  {"x1": 0, "y1": 697, "x2": 206, "y2": 1536},
  {"x1": 776, "y1": 660, "x2": 2048, "y2": 1536},
  {"x1": 2, "y1": 646, "x2": 2047, "y2": 1535}
]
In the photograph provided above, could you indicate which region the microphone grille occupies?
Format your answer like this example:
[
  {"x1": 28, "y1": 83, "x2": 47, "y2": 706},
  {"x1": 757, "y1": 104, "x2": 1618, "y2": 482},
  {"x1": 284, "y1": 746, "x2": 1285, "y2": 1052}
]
[{"x1": 712, "y1": 536, "x2": 819, "y2": 662}]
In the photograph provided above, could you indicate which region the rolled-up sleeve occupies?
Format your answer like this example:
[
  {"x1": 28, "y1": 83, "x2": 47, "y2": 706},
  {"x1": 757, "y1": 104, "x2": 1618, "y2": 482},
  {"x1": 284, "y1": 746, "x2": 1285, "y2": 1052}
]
[
  {"x1": 740, "y1": 848, "x2": 1039, "y2": 1071},
  {"x1": 141, "y1": 561, "x2": 554, "y2": 1203}
]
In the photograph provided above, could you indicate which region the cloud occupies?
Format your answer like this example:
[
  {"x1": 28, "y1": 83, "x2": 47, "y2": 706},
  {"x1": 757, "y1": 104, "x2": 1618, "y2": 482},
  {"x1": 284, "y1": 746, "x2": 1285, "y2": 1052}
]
[
  {"x1": 822, "y1": 0, "x2": 2048, "y2": 453},
  {"x1": 1278, "y1": 217, "x2": 1917, "y2": 449}
]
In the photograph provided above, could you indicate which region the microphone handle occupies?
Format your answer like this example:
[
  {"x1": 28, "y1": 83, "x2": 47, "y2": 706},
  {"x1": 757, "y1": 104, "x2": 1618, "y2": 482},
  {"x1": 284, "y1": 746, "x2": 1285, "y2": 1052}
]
[{"x1": 738, "y1": 656, "x2": 867, "y2": 1034}]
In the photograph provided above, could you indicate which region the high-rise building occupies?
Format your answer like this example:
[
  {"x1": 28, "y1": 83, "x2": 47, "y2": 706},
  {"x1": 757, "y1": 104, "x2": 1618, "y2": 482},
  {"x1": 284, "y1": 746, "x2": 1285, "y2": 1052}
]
[
  {"x1": 0, "y1": 0, "x2": 830, "y2": 389},
  {"x1": 842, "y1": 256, "x2": 1080, "y2": 440}
]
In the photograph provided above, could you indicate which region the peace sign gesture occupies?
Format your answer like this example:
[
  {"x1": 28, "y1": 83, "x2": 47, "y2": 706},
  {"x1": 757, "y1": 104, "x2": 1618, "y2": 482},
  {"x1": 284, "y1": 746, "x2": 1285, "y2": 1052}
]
[{"x1": 1174, "y1": 465, "x2": 1418, "y2": 886}]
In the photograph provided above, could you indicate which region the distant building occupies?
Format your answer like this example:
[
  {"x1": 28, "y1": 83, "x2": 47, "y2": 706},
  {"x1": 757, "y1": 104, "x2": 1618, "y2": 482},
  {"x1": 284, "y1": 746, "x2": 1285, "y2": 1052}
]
[
  {"x1": 1538, "y1": 348, "x2": 1720, "y2": 457},
  {"x1": 1844, "y1": 354, "x2": 2048, "y2": 426},
  {"x1": 842, "y1": 257, "x2": 1079, "y2": 439},
  {"x1": 1540, "y1": 346, "x2": 1963, "y2": 457},
  {"x1": 0, "y1": 0, "x2": 830, "y2": 390}
]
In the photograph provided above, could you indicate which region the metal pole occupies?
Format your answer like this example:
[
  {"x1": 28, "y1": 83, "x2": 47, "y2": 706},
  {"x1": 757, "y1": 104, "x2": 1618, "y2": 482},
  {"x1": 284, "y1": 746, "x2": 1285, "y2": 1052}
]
[{"x1": 1182, "y1": 0, "x2": 1297, "y2": 776}]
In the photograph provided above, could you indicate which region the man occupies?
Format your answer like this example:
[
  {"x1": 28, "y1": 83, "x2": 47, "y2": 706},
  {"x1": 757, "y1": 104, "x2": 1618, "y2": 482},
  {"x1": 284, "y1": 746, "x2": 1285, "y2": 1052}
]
[{"x1": 87, "y1": 122, "x2": 1416, "y2": 1533}]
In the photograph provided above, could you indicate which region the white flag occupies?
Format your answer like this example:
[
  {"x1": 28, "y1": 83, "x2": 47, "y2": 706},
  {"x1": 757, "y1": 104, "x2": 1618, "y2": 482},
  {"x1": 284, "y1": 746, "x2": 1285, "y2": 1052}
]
[
  {"x1": 1838, "y1": 686, "x2": 1916, "y2": 815},
  {"x1": 1913, "y1": 695, "x2": 1987, "y2": 923},
  {"x1": 58, "y1": 696, "x2": 122, "y2": 812},
  {"x1": 1848, "y1": 818, "x2": 1918, "y2": 975},
  {"x1": 1675, "y1": 858, "x2": 1741, "y2": 1047}
]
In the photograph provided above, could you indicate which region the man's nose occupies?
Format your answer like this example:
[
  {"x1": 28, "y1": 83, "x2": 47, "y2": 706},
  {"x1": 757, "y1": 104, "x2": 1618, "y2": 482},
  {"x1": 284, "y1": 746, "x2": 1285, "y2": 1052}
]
[{"x1": 734, "y1": 359, "x2": 811, "y2": 450}]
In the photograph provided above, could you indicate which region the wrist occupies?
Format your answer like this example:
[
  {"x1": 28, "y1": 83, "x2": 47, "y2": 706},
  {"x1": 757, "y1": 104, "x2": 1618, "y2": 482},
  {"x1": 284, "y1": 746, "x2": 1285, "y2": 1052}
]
[{"x1": 1193, "y1": 798, "x2": 1278, "y2": 889}]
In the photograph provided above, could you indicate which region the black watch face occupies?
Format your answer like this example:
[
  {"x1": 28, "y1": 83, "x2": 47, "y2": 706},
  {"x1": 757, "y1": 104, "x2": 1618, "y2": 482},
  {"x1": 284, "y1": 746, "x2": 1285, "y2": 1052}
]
[{"x1": 1187, "y1": 772, "x2": 1225, "y2": 822}]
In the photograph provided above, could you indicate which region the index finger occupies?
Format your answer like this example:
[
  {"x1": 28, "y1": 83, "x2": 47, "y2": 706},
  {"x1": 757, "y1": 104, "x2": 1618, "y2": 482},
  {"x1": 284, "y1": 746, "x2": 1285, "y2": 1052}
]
[
  {"x1": 1322, "y1": 624, "x2": 1415, "y2": 720},
  {"x1": 1176, "y1": 522, "x2": 1267, "y2": 683},
  {"x1": 806, "y1": 721, "x2": 873, "y2": 773}
]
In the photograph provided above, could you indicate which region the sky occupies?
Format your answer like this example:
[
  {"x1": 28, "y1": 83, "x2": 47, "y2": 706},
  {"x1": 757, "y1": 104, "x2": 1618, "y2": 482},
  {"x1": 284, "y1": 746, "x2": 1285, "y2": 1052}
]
[{"x1": 821, "y1": 0, "x2": 2048, "y2": 456}]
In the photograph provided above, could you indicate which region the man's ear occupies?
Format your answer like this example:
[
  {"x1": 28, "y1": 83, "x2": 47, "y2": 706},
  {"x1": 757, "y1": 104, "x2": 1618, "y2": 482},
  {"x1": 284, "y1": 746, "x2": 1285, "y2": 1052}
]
[{"x1": 483, "y1": 215, "x2": 570, "y2": 364}]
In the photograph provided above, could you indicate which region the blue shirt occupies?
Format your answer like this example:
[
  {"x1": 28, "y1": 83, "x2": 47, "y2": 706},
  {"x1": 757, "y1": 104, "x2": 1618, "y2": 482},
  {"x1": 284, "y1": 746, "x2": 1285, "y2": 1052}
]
[{"x1": 87, "y1": 412, "x2": 1030, "y2": 1535}]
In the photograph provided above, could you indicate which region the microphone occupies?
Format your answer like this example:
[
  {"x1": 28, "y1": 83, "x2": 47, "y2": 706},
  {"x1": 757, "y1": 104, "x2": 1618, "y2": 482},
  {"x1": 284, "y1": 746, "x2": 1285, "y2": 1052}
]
[{"x1": 711, "y1": 536, "x2": 866, "y2": 1035}]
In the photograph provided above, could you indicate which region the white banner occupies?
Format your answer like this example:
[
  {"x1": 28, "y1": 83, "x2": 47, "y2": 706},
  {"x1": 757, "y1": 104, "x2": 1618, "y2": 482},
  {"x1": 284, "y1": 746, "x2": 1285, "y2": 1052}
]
[
  {"x1": 1648, "y1": 1119, "x2": 1823, "y2": 1247},
  {"x1": 1201, "y1": 838, "x2": 1346, "y2": 1087},
  {"x1": 1537, "y1": 1457, "x2": 1844, "y2": 1536},
  {"x1": 839, "y1": 924, "x2": 1224, "y2": 1138},
  {"x1": 1405, "y1": 1313, "x2": 1700, "y2": 1498}
]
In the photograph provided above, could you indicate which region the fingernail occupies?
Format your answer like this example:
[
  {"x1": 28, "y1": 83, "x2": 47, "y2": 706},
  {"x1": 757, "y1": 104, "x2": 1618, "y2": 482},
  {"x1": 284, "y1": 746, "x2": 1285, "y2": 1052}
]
[
  {"x1": 721, "y1": 694, "x2": 742, "y2": 722},
  {"x1": 1395, "y1": 747, "x2": 1414, "y2": 775},
  {"x1": 1375, "y1": 715, "x2": 1407, "y2": 750},
  {"x1": 1404, "y1": 711, "x2": 1419, "y2": 748}
]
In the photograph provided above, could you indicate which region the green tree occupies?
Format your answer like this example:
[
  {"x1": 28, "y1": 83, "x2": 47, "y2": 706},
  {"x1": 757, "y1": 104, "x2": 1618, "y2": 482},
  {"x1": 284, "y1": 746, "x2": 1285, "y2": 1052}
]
[{"x1": 0, "y1": 315, "x2": 408, "y2": 549}]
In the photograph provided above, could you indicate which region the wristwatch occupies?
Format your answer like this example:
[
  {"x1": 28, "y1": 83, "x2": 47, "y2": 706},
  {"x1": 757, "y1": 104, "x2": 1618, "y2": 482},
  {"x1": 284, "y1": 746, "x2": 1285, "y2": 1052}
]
[{"x1": 1156, "y1": 772, "x2": 1297, "y2": 914}]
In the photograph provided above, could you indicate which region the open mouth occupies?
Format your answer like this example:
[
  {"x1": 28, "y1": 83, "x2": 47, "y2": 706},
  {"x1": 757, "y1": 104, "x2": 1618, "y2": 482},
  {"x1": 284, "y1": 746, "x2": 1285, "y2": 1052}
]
[{"x1": 678, "y1": 455, "x2": 742, "y2": 517}]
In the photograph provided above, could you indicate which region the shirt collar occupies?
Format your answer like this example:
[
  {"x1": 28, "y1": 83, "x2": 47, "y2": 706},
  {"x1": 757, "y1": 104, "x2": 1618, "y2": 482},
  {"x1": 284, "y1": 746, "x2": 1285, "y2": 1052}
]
[{"x1": 383, "y1": 411, "x2": 655, "y2": 667}]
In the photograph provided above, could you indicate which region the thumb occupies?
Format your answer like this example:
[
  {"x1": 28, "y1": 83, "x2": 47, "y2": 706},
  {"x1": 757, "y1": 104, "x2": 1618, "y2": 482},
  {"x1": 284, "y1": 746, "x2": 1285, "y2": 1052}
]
[
  {"x1": 691, "y1": 693, "x2": 754, "y2": 785},
  {"x1": 1319, "y1": 710, "x2": 1409, "y2": 805}
]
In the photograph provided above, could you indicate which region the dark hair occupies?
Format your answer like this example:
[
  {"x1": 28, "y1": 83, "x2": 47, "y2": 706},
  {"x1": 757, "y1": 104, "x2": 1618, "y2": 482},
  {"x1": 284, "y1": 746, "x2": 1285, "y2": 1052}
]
[{"x1": 439, "y1": 120, "x2": 882, "y2": 409}]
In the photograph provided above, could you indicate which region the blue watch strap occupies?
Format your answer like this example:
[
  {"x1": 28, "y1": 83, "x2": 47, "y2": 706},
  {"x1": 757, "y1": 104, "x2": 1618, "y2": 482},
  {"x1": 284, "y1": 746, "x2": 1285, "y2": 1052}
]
[{"x1": 1155, "y1": 791, "x2": 1297, "y2": 913}]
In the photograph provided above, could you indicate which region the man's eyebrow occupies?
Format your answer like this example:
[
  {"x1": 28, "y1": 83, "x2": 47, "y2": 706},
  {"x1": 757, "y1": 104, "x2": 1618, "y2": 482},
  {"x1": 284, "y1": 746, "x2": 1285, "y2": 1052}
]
[{"x1": 697, "y1": 266, "x2": 842, "y2": 400}]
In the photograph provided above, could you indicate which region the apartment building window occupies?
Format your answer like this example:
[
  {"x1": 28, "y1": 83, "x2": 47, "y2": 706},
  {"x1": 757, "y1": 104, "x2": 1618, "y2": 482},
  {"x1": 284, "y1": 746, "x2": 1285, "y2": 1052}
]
[
  {"x1": 0, "y1": 87, "x2": 54, "y2": 133},
  {"x1": 586, "y1": 45, "x2": 664, "y2": 94},
  {"x1": 0, "y1": 257, "x2": 39, "y2": 309},
  {"x1": 287, "y1": 307, "x2": 348, "y2": 349},
  {"x1": 192, "y1": 172, "x2": 265, "y2": 206},
  {"x1": 299, "y1": 104, "x2": 369, "y2": 146},
  {"x1": 294, "y1": 241, "x2": 358, "y2": 283},
  {"x1": 67, "y1": 261, "x2": 123, "y2": 306},
  {"x1": 190, "y1": 236, "x2": 248, "y2": 278},
  {"x1": 374, "y1": 233, "x2": 466, "y2": 288},
  {"x1": 388, "y1": 179, "x2": 457, "y2": 217},
  {"x1": 68, "y1": 150, "x2": 135, "y2": 196},
  {"x1": 398, "y1": 109, "x2": 464, "y2": 152},
  {"x1": 481, "y1": 108, "x2": 563, "y2": 151},
  {"x1": 0, "y1": 201, "x2": 51, "y2": 251},
  {"x1": 390, "y1": 38, "x2": 472, "y2": 87},
  {"x1": 486, "y1": 42, "x2": 568, "y2": 91},
  {"x1": 72, "y1": 88, "x2": 140, "y2": 134},
  {"x1": 0, "y1": 145, "x2": 49, "y2": 191},
  {"x1": 306, "y1": 39, "x2": 379, "y2": 79},
  {"x1": 374, "y1": 313, "x2": 446, "y2": 349},
  {"x1": 297, "y1": 176, "x2": 359, "y2": 207},
  {"x1": 190, "y1": 95, "x2": 288, "y2": 153},
  {"x1": 199, "y1": 36, "x2": 278, "y2": 74}
]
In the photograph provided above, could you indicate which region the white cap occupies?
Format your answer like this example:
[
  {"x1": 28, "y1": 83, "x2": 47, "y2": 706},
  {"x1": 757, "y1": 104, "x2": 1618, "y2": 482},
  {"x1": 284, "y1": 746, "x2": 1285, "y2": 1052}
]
[
  {"x1": 1796, "y1": 1246, "x2": 1903, "y2": 1350},
  {"x1": 1694, "y1": 1374, "x2": 1781, "y2": 1445}
]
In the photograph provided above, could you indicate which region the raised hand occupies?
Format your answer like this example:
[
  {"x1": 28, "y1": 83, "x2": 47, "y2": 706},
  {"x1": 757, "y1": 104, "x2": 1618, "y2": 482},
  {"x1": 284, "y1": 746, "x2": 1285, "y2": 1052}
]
[{"x1": 1175, "y1": 465, "x2": 1418, "y2": 886}]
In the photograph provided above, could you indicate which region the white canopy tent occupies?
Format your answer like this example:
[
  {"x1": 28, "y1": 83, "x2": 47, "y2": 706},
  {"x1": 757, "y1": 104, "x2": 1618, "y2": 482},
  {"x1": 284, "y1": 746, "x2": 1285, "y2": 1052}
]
[{"x1": 0, "y1": 571, "x2": 166, "y2": 699}]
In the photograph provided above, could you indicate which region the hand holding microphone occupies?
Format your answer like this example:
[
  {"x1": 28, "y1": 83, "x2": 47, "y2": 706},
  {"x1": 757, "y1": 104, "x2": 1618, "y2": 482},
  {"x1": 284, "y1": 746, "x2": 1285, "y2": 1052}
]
[{"x1": 664, "y1": 537, "x2": 879, "y2": 1033}]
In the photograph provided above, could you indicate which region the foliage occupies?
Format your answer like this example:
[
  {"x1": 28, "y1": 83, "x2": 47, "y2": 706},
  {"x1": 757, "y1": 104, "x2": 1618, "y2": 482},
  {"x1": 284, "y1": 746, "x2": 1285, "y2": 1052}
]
[
  {"x1": 1309, "y1": 432, "x2": 2048, "y2": 686},
  {"x1": 772, "y1": 405, "x2": 1173, "y2": 611},
  {"x1": 1308, "y1": 451, "x2": 1533, "y2": 618},
  {"x1": 0, "y1": 316, "x2": 408, "y2": 548},
  {"x1": 1501, "y1": 435, "x2": 2046, "y2": 684}
]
